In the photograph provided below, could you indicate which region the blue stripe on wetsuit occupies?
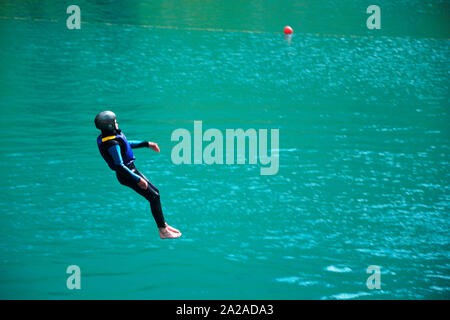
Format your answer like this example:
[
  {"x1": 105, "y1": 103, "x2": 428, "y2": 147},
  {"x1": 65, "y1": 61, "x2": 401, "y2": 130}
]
[
  {"x1": 129, "y1": 140, "x2": 148, "y2": 148},
  {"x1": 107, "y1": 145, "x2": 141, "y2": 182}
]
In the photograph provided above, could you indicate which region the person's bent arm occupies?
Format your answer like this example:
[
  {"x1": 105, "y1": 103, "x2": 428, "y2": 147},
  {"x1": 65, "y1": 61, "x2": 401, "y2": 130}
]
[{"x1": 107, "y1": 145, "x2": 146, "y2": 188}]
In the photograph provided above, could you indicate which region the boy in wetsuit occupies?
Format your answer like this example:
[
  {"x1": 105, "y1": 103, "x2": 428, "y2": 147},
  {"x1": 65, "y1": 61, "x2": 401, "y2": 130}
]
[{"x1": 95, "y1": 111, "x2": 181, "y2": 239}]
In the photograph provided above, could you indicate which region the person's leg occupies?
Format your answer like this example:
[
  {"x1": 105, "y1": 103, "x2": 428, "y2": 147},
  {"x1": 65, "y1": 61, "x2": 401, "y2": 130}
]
[
  {"x1": 132, "y1": 169, "x2": 181, "y2": 236},
  {"x1": 130, "y1": 169, "x2": 166, "y2": 228},
  {"x1": 117, "y1": 169, "x2": 181, "y2": 238}
]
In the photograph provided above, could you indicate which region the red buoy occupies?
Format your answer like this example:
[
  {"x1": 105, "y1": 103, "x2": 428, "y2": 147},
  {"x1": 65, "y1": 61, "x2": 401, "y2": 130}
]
[{"x1": 284, "y1": 26, "x2": 293, "y2": 35}]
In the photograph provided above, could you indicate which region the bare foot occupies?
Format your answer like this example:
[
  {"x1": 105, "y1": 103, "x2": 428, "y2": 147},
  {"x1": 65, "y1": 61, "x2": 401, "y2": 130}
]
[
  {"x1": 165, "y1": 223, "x2": 181, "y2": 234},
  {"x1": 159, "y1": 227, "x2": 182, "y2": 239}
]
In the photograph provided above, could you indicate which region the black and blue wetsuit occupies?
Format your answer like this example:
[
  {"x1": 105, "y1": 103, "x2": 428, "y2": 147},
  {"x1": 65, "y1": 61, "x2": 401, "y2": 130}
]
[{"x1": 97, "y1": 129, "x2": 166, "y2": 228}]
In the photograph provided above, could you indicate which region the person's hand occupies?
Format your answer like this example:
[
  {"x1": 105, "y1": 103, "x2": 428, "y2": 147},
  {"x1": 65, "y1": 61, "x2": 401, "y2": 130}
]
[
  {"x1": 148, "y1": 142, "x2": 160, "y2": 152},
  {"x1": 138, "y1": 178, "x2": 148, "y2": 190}
]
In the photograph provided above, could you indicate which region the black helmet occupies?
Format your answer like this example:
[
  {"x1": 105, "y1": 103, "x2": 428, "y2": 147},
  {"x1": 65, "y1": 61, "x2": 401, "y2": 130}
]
[{"x1": 95, "y1": 111, "x2": 116, "y2": 131}]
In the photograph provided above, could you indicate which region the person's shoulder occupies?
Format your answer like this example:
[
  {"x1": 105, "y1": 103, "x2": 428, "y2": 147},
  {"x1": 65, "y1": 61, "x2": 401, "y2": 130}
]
[{"x1": 103, "y1": 139, "x2": 119, "y2": 149}]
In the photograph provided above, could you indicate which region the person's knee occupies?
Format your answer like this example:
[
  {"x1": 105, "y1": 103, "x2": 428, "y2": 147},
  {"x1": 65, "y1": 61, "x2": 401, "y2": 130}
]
[{"x1": 148, "y1": 191, "x2": 160, "y2": 202}]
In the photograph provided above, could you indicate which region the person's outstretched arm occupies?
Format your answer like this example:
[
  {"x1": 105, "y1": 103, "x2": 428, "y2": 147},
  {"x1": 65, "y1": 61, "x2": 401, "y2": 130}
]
[
  {"x1": 129, "y1": 140, "x2": 160, "y2": 152},
  {"x1": 128, "y1": 140, "x2": 148, "y2": 149}
]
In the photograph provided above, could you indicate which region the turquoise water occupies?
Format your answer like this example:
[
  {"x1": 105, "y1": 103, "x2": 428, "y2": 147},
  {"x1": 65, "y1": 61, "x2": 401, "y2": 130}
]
[{"x1": 0, "y1": 1, "x2": 449, "y2": 299}]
